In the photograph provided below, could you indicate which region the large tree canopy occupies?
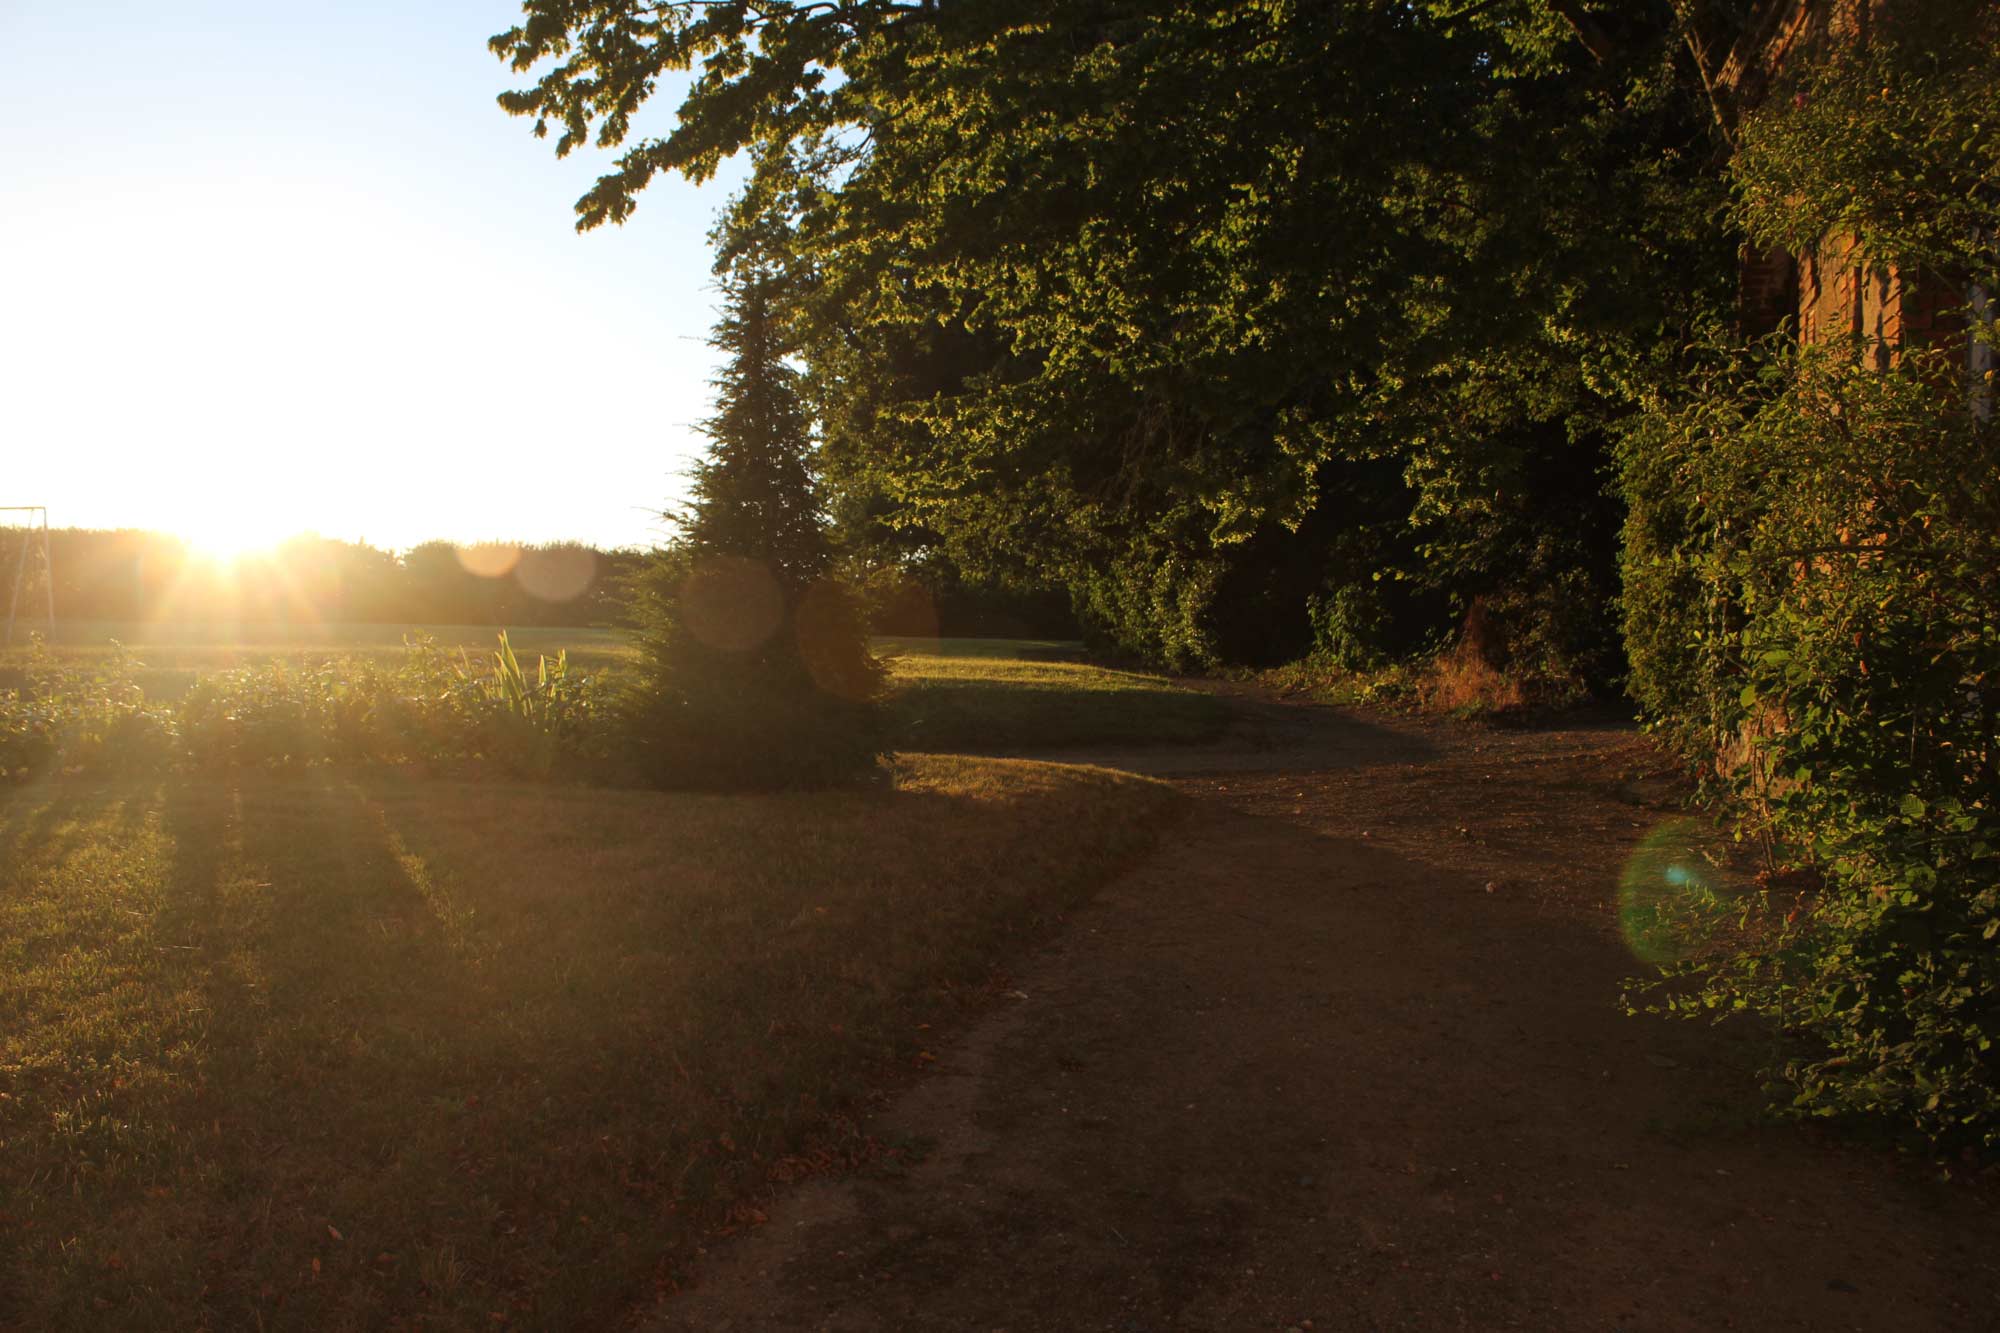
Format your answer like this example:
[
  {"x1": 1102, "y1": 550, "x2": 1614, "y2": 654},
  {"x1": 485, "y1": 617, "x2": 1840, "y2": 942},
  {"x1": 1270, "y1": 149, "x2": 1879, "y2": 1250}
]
[{"x1": 495, "y1": 0, "x2": 1736, "y2": 672}]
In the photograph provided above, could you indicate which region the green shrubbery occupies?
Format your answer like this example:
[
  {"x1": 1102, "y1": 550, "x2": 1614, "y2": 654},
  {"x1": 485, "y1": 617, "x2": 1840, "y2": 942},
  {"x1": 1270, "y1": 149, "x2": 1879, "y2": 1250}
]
[
  {"x1": 1623, "y1": 342, "x2": 1999, "y2": 1151},
  {"x1": 1307, "y1": 584, "x2": 1396, "y2": 674},
  {"x1": 0, "y1": 633, "x2": 604, "y2": 782},
  {"x1": 1069, "y1": 541, "x2": 1230, "y2": 673},
  {"x1": 0, "y1": 646, "x2": 177, "y2": 779},
  {"x1": 619, "y1": 552, "x2": 883, "y2": 789},
  {"x1": 1617, "y1": 3, "x2": 2000, "y2": 1154}
]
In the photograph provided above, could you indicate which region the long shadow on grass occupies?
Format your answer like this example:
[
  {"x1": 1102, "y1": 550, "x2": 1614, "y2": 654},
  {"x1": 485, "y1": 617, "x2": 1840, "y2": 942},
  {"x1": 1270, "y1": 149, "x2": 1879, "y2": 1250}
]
[
  {"x1": 8, "y1": 760, "x2": 1170, "y2": 1329},
  {"x1": 139, "y1": 768, "x2": 741, "y2": 1327},
  {"x1": 351, "y1": 763, "x2": 1176, "y2": 1323},
  {"x1": 1, "y1": 776, "x2": 447, "y2": 1329},
  {"x1": 0, "y1": 778, "x2": 154, "y2": 870},
  {"x1": 146, "y1": 771, "x2": 479, "y2": 1326}
]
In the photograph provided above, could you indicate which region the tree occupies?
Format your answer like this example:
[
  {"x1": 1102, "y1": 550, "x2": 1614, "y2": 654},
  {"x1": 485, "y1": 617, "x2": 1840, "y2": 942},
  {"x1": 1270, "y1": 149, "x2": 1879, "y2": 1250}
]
[
  {"x1": 618, "y1": 268, "x2": 883, "y2": 788},
  {"x1": 679, "y1": 269, "x2": 829, "y2": 589},
  {"x1": 494, "y1": 0, "x2": 1735, "y2": 683}
]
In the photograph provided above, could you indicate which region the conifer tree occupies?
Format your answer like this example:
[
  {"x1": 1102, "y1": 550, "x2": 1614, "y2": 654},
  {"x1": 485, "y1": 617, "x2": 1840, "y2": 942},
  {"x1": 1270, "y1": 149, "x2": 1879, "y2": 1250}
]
[
  {"x1": 682, "y1": 272, "x2": 829, "y2": 590},
  {"x1": 619, "y1": 269, "x2": 884, "y2": 788}
]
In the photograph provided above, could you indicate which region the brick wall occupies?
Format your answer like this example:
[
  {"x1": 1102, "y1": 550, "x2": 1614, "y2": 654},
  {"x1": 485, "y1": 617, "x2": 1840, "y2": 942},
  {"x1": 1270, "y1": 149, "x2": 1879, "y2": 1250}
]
[{"x1": 1724, "y1": 0, "x2": 1966, "y2": 364}]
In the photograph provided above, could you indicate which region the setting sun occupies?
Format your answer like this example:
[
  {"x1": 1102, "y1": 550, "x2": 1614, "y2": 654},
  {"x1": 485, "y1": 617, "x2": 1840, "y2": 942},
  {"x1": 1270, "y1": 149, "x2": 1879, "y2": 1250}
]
[
  {"x1": 179, "y1": 510, "x2": 304, "y2": 565},
  {"x1": 2, "y1": 10, "x2": 728, "y2": 557}
]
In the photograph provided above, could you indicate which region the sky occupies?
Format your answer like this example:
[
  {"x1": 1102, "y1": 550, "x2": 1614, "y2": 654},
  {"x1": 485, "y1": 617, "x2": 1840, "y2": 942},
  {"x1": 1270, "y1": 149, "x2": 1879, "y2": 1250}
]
[{"x1": 0, "y1": 0, "x2": 746, "y2": 554}]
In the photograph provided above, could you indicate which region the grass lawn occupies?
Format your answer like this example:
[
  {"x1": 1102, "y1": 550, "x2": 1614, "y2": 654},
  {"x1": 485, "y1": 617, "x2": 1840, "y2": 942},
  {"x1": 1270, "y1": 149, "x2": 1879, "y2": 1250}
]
[
  {"x1": 0, "y1": 622, "x2": 636, "y2": 698},
  {"x1": 3, "y1": 619, "x2": 631, "y2": 662},
  {"x1": 0, "y1": 756, "x2": 1175, "y2": 1329},
  {"x1": 7, "y1": 623, "x2": 1072, "y2": 668},
  {"x1": 5, "y1": 625, "x2": 1232, "y2": 752},
  {"x1": 884, "y1": 652, "x2": 1231, "y2": 751},
  {"x1": 873, "y1": 635, "x2": 1082, "y2": 661}
]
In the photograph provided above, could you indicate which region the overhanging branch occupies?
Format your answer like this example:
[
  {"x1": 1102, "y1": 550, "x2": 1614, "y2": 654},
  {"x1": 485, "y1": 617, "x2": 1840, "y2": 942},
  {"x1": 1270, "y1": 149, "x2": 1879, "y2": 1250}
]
[{"x1": 1546, "y1": 0, "x2": 1618, "y2": 64}]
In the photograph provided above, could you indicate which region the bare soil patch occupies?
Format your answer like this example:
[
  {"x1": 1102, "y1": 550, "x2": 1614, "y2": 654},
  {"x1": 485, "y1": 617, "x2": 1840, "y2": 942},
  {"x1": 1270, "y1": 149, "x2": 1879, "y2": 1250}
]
[{"x1": 656, "y1": 689, "x2": 1999, "y2": 1331}]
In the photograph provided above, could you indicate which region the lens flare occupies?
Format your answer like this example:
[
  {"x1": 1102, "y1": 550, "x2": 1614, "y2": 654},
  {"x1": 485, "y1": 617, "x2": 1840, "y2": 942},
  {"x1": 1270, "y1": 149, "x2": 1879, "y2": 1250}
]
[
  {"x1": 681, "y1": 556, "x2": 783, "y2": 652},
  {"x1": 1617, "y1": 817, "x2": 1736, "y2": 965},
  {"x1": 517, "y1": 546, "x2": 595, "y2": 603},
  {"x1": 455, "y1": 543, "x2": 521, "y2": 579}
]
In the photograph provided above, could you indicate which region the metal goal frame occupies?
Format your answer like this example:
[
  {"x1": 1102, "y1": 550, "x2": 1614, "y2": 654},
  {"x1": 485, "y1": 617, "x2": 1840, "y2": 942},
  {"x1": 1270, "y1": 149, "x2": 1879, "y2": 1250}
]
[{"x1": 2, "y1": 506, "x2": 54, "y2": 647}]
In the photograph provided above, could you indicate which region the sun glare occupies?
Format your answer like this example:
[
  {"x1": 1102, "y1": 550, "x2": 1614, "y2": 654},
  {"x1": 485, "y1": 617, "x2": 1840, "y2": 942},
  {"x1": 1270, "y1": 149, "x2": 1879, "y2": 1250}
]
[{"x1": 181, "y1": 512, "x2": 303, "y2": 565}]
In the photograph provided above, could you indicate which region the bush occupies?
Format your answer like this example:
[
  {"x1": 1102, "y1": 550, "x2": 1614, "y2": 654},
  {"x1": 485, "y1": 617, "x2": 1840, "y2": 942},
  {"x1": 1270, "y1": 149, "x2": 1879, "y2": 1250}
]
[
  {"x1": 0, "y1": 641, "x2": 177, "y2": 781},
  {"x1": 0, "y1": 690, "x2": 64, "y2": 781},
  {"x1": 1308, "y1": 584, "x2": 1393, "y2": 672},
  {"x1": 180, "y1": 661, "x2": 355, "y2": 768},
  {"x1": 1070, "y1": 538, "x2": 1229, "y2": 672},
  {"x1": 1416, "y1": 622, "x2": 1529, "y2": 714},
  {"x1": 1615, "y1": 3, "x2": 2000, "y2": 1154},
  {"x1": 457, "y1": 632, "x2": 608, "y2": 776},
  {"x1": 1621, "y1": 342, "x2": 2000, "y2": 1152},
  {"x1": 618, "y1": 553, "x2": 883, "y2": 789},
  {"x1": 1, "y1": 634, "x2": 608, "y2": 781}
]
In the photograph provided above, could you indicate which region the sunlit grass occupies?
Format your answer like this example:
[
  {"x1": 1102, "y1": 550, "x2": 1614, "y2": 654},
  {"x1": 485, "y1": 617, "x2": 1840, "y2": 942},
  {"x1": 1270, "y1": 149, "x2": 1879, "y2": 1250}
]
[
  {"x1": 0, "y1": 756, "x2": 1175, "y2": 1329},
  {"x1": 12, "y1": 624, "x2": 1080, "y2": 663},
  {"x1": 1, "y1": 620, "x2": 634, "y2": 669},
  {"x1": 885, "y1": 652, "x2": 1231, "y2": 751},
  {"x1": 6, "y1": 628, "x2": 1230, "y2": 753},
  {"x1": 873, "y1": 635, "x2": 1082, "y2": 661}
]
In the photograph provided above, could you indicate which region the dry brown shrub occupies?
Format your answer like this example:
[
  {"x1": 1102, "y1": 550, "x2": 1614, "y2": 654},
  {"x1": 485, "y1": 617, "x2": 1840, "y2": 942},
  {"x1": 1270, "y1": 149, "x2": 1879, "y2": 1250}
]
[{"x1": 1417, "y1": 638, "x2": 1530, "y2": 713}]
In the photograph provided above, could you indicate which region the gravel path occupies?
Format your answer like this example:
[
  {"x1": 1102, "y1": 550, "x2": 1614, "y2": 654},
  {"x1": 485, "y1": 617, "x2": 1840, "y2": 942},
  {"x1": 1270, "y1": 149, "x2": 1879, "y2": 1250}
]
[{"x1": 652, "y1": 691, "x2": 1999, "y2": 1331}]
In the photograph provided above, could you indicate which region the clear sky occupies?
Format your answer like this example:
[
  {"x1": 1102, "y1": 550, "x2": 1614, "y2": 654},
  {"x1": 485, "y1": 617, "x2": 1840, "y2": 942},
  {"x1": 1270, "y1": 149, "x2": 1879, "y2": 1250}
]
[{"x1": 1, "y1": 0, "x2": 744, "y2": 555}]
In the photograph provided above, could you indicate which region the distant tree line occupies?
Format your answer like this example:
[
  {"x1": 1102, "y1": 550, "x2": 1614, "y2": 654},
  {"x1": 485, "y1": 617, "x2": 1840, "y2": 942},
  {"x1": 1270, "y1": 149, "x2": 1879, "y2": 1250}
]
[
  {"x1": 0, "y1": 526, "x2": 1077, "y2": 639},
  {"x1": 0, "y1": 528, "x2": 646, "y2": 627}
]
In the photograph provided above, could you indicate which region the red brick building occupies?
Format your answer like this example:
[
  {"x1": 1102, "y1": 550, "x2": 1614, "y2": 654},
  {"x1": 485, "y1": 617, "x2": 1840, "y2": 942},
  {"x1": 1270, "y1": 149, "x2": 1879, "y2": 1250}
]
[{"x1": 1719, "y1": 0, "x2": 1983, "y2": 372}]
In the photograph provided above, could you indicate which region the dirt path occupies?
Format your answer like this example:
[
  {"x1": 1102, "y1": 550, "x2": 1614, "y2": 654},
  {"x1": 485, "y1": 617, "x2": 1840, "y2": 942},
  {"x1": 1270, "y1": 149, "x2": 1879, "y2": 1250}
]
[{"x1": 654, "y1": 693, "x2": 1999, "y2": 1331}]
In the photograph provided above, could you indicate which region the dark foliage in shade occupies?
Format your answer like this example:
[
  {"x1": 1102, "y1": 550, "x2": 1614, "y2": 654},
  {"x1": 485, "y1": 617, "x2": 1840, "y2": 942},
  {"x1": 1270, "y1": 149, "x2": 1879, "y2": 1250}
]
[{"x1": 1619, "y1": 2, "x2": 2000, "y2": 1153}]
